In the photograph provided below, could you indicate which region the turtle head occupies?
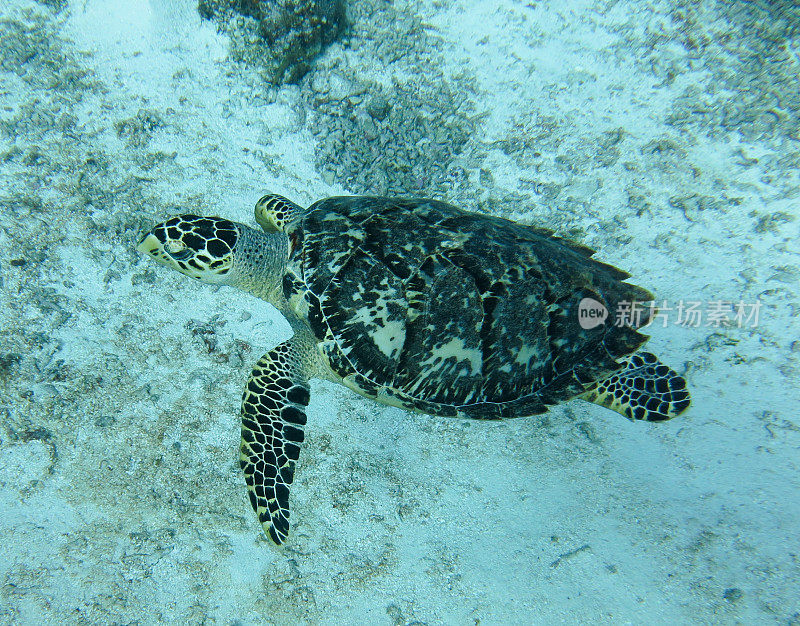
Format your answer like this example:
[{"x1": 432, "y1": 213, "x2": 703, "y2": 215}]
[{"x1": 137, "y1": 214, "x2": 240, "y2": 284}]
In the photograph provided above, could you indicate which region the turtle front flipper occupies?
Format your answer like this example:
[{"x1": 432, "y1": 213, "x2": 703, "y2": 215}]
[
  {"x1": 579, "y1": 351, "x2": 691, "y2": 422},
  {"x1": 254, "y1": 193, "x2": 305, "y2": 233},
  {"x1": 240, "y1": 339, "x2": 311, "y2": 545}
]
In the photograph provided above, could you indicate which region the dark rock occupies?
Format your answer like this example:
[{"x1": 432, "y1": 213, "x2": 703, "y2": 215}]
[
  {"x1": 198, "y1": 0, "x2": 346, "y2": 84},
  {"x1": 366, "y1": 95, "x2": 391, "y2": 121},
  {"x1": 723, "y1": 587, "x2": 744, "y2": 602}
]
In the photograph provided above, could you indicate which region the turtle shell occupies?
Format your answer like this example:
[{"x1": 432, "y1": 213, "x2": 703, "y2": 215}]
[{"x1": 282, "y1": 197, "x2": 654, "y2": 419}]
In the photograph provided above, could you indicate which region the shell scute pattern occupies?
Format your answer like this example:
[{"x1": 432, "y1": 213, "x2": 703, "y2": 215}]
[{"x1": 288, "y1": 197, "x2": 654, "y2": 417}]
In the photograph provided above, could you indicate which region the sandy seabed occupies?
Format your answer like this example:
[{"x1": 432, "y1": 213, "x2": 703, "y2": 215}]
[{"x1": 1, "y1": 0, "x2": 799, "y2": 623}]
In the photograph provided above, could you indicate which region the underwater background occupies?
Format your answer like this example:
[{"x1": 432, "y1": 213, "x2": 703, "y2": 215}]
[{"x1": 1, "y1": 0, "x2": 799, "y2": 623}]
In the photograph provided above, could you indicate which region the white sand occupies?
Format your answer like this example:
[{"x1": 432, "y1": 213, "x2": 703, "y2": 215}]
[{"x1": 1, "y1": 0, "x2": 798, "y2": 622}]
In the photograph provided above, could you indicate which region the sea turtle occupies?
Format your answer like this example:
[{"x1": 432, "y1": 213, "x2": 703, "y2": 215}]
[{"x1": 137, "y1": 194, "x2": 690, "y2": 544}]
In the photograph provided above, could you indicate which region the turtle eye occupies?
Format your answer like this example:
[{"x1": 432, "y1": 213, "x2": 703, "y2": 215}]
[{"x1": 166, "y1": 240, "x2": 192, "y2": 260}]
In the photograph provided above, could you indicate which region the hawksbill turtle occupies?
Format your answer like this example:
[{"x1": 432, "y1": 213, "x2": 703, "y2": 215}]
[{"x1": 137, "y1": 194, "x2": 690, "y2": 544}]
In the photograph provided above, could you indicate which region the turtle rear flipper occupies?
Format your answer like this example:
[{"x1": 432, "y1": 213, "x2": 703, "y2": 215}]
[
  {"x1": 579, "y1": 352, "x2": 690, "y2": 421},
  {"x1": 240, "y1": 337, "x2": 312, "y2": 545}
]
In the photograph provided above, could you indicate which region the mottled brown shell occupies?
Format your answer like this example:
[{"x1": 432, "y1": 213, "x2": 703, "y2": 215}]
[{"x1": 282, "y1": 197, "x2": 653, "y2": 419}]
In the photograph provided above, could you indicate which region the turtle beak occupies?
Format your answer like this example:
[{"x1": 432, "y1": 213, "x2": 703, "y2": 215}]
[
  {"x1": 137, "y1": 232, "x2": 162, "y2": 257},
  {"x1": 137, "y1": 232, "x2": 173, "y2": 268}
]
